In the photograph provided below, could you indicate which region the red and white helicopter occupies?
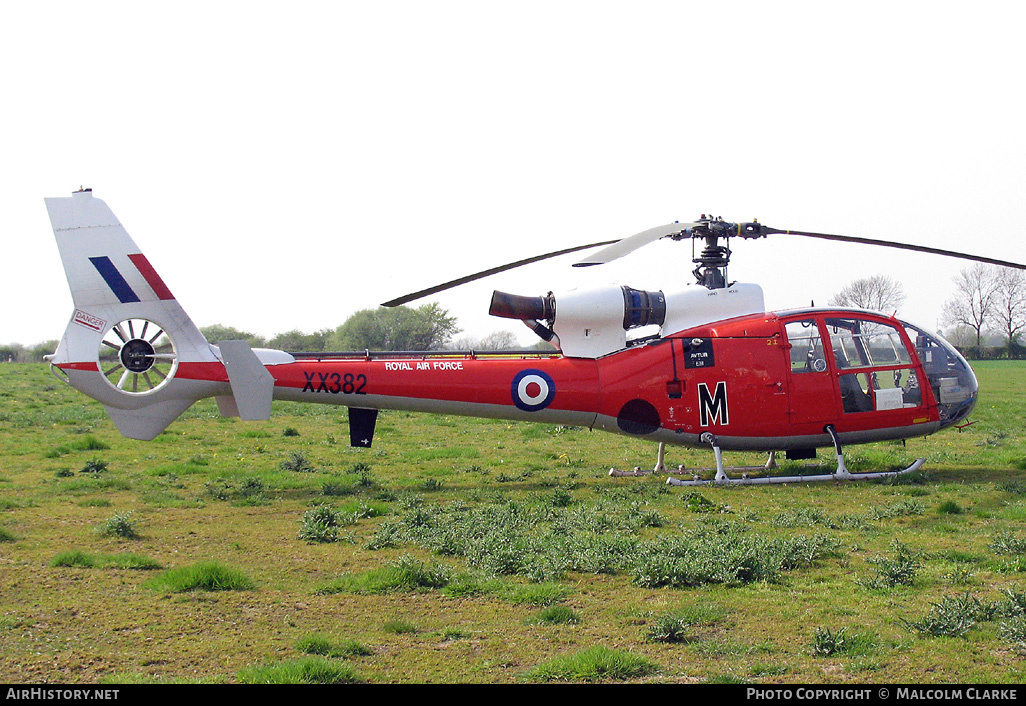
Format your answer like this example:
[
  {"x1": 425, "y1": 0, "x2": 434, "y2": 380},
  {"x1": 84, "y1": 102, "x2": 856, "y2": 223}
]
[{"x1": 44, "y1": 189, "x2": 1025, "y2": 485}]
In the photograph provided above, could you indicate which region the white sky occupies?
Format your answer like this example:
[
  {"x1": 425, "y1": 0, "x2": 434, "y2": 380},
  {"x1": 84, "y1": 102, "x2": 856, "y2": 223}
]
[{"x1": 3, "y1": 1, "x2": 1025, "y2": 348}]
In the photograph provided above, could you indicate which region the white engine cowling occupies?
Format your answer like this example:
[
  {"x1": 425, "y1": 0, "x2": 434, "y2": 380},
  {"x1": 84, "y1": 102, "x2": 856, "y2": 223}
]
[
  {"x1": 490, "y1": 285, "x2": 664, "y2": 358},
  {"x1": 490, "y1": 282, "x2": 766, "y2": 359},
  {"x1": 549, "y1": 286, "x2": 664, "y2": 357}
]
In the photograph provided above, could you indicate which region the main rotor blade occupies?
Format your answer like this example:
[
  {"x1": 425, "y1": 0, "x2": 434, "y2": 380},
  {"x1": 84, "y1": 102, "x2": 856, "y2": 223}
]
[
  {"x1": 766, "y1": 227, "x2": 1026, "y2": 270},
  {"x1": 381, "y1": 239, "x2": 620, "y2": 307},
  {"x1": 573, "y1": 222, "x2": 698, "y2": 267}
]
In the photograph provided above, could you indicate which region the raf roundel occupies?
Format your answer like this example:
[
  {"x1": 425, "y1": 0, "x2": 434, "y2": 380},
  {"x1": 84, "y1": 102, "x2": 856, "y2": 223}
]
[{"x1": 511, "y1": 369, "x2": 556, "y2": 412}]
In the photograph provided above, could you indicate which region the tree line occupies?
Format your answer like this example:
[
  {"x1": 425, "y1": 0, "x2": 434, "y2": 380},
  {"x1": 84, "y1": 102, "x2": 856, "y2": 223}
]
[
  {"x1": 7, "y1": 270, "x2": 1024, "y2": 361},
  {"x1": 831, "y1": 266, "x2": 1026, "y2": 359},
  {"x1": 204, "y1": 302, "x2": 551, "y2": 352},
  {"x1": 203, "y1": 302, "x2": 466, "y2": 352},
  {"x1": 940, "y1": 264, "x2": 1026, "y2": 358},
  {"x1": 0, "y1": 302, "x2": 536, "y2": 363},
  {"x1": 0, "y1": 340, "x2": 60, "y2": 363}
]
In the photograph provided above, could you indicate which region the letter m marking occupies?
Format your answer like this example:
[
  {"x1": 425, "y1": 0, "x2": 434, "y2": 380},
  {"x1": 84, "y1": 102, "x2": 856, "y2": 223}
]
[{"x1": 698, "y1": 381, "x2": 729, "y2": 426}]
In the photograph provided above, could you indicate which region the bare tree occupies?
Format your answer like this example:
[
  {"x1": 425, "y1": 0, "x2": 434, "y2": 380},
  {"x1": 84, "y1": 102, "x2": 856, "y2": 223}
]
[
  {"x1": 941, "y1": 264, "x2": 1000, "y2": 347},
  {"x1": 830, "y1": 275, "x2": 907, "y2": 313},
  {"x1": 992, "y1": 267, "x2": 1026, "y2": 353}
]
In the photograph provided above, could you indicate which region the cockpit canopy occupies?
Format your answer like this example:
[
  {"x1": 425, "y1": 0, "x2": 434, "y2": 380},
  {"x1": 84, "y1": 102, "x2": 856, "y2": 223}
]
[{"x1": 783, "y1": 311, "x2": 977, "y2": 427}]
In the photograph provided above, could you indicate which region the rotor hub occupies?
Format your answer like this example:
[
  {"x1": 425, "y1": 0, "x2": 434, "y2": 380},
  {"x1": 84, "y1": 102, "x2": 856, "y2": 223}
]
[
  {"x1": 99, "y1": 318, "x2": 178, "y2": 395},
  {"x1": 686, "y1": 217, "x2": 765, "y2": 288},
  {"x1": 120, "y1": 338, "x2": 157, "y2": 373}
]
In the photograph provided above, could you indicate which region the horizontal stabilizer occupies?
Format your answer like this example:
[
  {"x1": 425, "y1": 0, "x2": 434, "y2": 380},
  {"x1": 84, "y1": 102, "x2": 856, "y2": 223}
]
[{"x1": 219, "y1": 340, "x2": 274, "y2": 421}]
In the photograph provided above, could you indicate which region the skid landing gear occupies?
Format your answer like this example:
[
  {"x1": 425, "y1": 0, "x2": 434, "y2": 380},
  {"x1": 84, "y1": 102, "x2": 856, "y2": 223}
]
[
  {"x1": 609, "y1": 438, "x2": 778, "y2": 479},
  {"x1": 608, "y1": 442, "x2": 673, "y2": 477},
  {"x1": 611, "y1": 428, "x2": 925, "y2": 486}
]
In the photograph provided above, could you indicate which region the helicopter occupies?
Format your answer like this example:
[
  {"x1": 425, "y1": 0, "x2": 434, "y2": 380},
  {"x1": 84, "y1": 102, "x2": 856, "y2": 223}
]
[{"x1": 43, "y1": 189, "x2": 1026, "y2": 485}]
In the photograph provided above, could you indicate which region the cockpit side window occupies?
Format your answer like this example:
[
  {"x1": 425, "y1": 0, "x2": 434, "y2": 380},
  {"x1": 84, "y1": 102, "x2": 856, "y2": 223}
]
[
  {"x1": 784, "y1": 319, "x2": 827, "y2": 373},
  {"x1": 825, "y1": 317, "x2": 921, "y2": 414},
  {"x1": 825, "y1": 318, "x2": 911, "y2": 368}
]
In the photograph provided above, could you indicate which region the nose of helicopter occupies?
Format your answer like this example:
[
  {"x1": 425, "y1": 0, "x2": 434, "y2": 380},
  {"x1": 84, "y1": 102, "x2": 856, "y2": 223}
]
[
  {"x1": 935, "y1": 363, "x2": 979, "y2": 431},
  {"x1": 899, "y1": 320, "x2": 979, "y2": 432}
]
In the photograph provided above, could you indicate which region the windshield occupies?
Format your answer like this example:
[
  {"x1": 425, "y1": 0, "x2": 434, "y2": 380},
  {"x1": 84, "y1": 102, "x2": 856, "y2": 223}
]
[{"x1": 899, "y1": 320, "x2": 978, "y2": 427}]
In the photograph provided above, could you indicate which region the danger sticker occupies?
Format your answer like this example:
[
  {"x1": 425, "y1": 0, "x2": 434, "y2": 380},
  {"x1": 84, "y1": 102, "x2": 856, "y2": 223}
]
[{"x1": 73, "y1": 310, "x2": 107, "y2": 332}]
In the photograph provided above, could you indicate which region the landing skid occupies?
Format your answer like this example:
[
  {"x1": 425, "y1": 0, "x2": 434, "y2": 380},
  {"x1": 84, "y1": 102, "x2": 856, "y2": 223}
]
[
  {"x1": 609, "y1": 444, "x2": 779, "y2": 478},
  {"x1": 610, "y1": 428, "x2": 926, "y2": 486}
]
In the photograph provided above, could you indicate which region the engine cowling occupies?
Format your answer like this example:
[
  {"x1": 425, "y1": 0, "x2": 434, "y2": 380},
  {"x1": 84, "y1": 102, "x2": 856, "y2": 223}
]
[
  {"x1": 489, "y1": 282, "x2": 767, "y2": 358},
  {"x1": 490, "y1": 286, "x2": 665, "y2": 358}
]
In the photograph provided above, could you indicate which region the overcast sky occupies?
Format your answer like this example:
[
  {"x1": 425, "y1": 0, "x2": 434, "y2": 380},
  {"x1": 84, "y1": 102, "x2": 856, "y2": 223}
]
[{"x1": 4, "y1": 2, "x2": 1025, "y2": 348}]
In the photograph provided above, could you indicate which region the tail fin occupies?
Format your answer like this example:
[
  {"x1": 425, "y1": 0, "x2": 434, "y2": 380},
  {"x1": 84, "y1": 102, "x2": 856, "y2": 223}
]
[{"x1": 46, "y1": 189, "x2": 222, "y2": 439}]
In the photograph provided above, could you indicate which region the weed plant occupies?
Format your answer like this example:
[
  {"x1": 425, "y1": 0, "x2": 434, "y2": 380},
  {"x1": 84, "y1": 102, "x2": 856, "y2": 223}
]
[
  {"x1": 204, "y1": 477, "x2": 266, "y2": 504},
  {"x1": 370, "y1": 497, "x2": 838, "y2": 587},
  {"x1": 280, "y1": 450, "x2": 314, "y2": 472},
  {"x1": 630, "y1": 528, "x2": 839, "y2": 588},
  {"x1": 95, "y1": 511, "x2": 139, "y2": 539},
  {"x1": 902, "y1": 592, "x2": 1001, "y2": 638},
  {"x1": 80, "y1": 459, "x2": 109, "y2": 474},
  {"x1": 858, "y1": 540, "x2": 920, "y2": 589},
  {"x1": 990, "y1": 531, "x2": 1026, "y2": 555},
  {"x1": 298, "y1": 505, "x2": 358, "y2": 543},
  {"x1": 646, "y1": 611, "x2": 696, "y2": 643},
  {"x1": 809, "y1": 626, "x2": 877, "y2": 657},
  {"x1": 316, "y1": 555, "x2": 451, "y2": 595},
  {"x1": 1000, "y1": 616, "x2": 1026, "y2": 653}
]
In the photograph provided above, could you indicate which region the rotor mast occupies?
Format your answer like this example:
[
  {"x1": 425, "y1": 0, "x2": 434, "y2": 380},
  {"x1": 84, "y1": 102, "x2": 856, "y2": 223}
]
[{"x1": 687, "y1": 216, "x2": 767, "y2": 289}]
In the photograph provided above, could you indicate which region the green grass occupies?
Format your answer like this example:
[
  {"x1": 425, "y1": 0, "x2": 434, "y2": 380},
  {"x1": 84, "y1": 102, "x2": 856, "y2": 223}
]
[
  {"x1": 44, "y1": 435, "x2": 110, "y2": 458},
  {"x1": 3, "y1": 362, "x2": 1026, "y2": 683},
  {"x1": 143, "y1": 561, "x2": 256, "y2": 592},
  {"x1": 295, "y1": 634, "x2": 374, "y2": 658},
  {"x1": 522, "y1": 646, "x2": 659, "y2": 682},
  {"x1": 51, "y1": 550, "x2": 162, "y2": 570},
  {"x1": 529, "y1": 605, "x2": 580, "y2": 625},
  {"x1": 236, "y1": 656, "x2": 362, "y2": 684}
]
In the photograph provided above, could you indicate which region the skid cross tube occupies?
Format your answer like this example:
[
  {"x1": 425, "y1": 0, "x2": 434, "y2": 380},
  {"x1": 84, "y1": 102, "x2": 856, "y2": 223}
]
[{"x1": 659, "y1": 426, "x2": 925, "y2": 486}]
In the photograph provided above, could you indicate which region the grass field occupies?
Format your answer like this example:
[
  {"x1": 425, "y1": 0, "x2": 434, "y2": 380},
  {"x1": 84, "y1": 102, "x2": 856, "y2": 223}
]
[{"x1": 1, "y1": 361, "x2": 1025, "y2": 684}]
